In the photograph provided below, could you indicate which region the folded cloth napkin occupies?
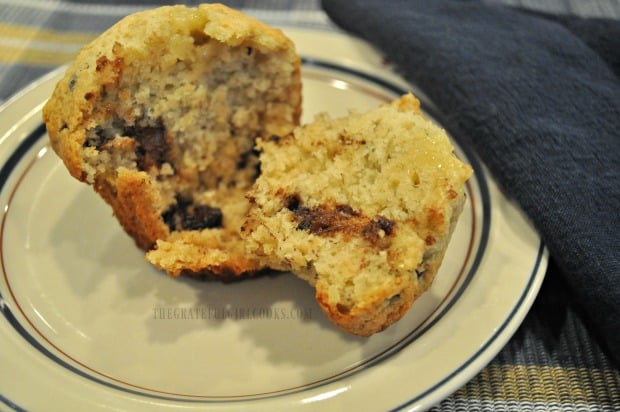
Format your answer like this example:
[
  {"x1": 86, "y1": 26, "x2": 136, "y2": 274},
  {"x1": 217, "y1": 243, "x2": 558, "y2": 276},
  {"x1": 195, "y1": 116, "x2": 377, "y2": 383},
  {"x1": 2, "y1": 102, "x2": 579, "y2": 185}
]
[{"x1": 322, "y1": 0, "x2": 620, "y2": 364}]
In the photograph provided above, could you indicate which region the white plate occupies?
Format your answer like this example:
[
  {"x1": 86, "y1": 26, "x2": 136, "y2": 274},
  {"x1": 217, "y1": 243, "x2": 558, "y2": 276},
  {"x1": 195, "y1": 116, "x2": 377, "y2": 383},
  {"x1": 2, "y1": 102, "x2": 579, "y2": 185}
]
[{"x1": 0, "y1": 28, "x2": 547, "y2": 411}]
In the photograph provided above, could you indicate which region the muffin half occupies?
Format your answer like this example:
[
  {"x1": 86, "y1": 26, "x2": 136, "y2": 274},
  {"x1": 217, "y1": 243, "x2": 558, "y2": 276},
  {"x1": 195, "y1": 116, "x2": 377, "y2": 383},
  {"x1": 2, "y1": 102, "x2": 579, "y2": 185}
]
[
  {"x1": 242, "y1": 94, "x2": 472, "y2": 335},
  {"x1": 43, "y1": 4, "x2": 302, "y2": 276}
]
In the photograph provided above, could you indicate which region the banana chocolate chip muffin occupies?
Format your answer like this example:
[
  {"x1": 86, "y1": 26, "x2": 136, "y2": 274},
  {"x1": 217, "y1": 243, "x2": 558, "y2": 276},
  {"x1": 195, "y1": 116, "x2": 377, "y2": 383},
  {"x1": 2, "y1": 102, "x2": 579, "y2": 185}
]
[
  {"x1": 242, "y1": 94, "x2": 472, "y2": 335},
  {"x1": 43, "y1": 4, "x2": 302, "y2": 276}
]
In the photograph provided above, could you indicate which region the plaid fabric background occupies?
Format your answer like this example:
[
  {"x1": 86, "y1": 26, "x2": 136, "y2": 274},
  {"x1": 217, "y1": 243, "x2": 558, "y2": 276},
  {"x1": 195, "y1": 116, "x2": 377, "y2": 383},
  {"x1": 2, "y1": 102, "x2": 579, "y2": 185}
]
[{"x1": 1, "y1": 1, "x2": 618, "y2": 411}]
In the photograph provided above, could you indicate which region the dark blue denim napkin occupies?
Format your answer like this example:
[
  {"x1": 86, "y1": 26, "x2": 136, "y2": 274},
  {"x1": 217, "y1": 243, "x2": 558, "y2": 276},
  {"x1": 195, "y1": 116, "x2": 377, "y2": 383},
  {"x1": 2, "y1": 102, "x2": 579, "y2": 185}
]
[{"x1": 322, "y1": 0, "x2": 620, "y2": 363}]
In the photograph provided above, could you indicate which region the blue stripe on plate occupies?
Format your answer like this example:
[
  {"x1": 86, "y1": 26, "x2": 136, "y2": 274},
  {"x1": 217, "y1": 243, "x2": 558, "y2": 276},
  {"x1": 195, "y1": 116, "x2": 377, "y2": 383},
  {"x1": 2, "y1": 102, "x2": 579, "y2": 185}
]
[
  {"x1": 389, "y1": 241, "x2": 546, "y2": 412},
  {"x1": 0, "y1": 393, "x2": 27, "y2": 412}
]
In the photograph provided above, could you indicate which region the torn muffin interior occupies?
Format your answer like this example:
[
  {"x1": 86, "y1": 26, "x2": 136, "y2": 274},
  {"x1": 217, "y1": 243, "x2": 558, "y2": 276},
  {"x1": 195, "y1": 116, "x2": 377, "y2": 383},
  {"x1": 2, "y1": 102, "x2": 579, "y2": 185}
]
[
  {"x1": 242, "y1": 94, "x2": 472, "y2": 335},
  {"x1": 83, "y1": 40, "x2": 297, "y2": 230}
]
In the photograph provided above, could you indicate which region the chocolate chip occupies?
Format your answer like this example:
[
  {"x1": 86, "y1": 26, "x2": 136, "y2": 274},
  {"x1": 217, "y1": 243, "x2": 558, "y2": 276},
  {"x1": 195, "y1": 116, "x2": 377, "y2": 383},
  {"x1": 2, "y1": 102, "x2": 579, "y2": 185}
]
[
  {"x1": 375, "y1": 216, "x2": 394, "y2": 235},
  {"x1": 162, "y1": 195, "x2": 223, "y2": 232},
  {"x1": 183, "y1": 205, "x2": 223, "y2": 230},
  {"x1": 288, "y1": 202, "x2": 395, "y2": 248},
  {"x1": 267, "y1": 134, "x2": 281, "y2": 143},
  {"x1": 124, "y1": 119, "x2": 170, "y2": 171},
  {"x1": 296, "y1": 204, "x2": 358, "y2": 233},
  {"x1": 296, "y1": 217, "x2": 312, "y2": 231},
  {"x1": 284, "y1": 193, "x2": 302, "y2": 211},
  {"x1": 297, "y1": 210, "x2": 327, "y2": 233},
  {"x1": 83, "y1": 115, "x2": 171, "y2": 171},
  {"x1": 161, "y1": 205, "x2": 179, "y2": 231},
  {"x1": 362, "y1": 215, "x2": 395, "y2": 241}
]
